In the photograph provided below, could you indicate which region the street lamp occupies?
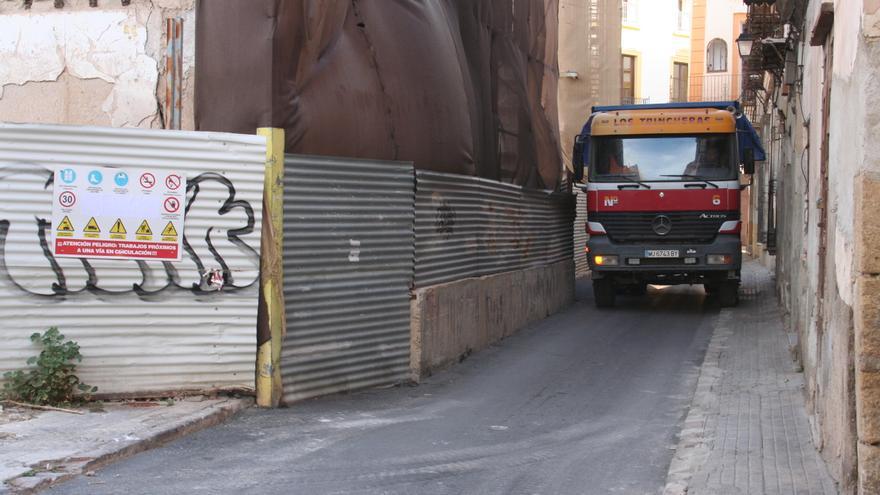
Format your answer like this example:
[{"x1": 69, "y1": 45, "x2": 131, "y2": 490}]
[{"x1": 736, "y1": 31, "x2": 756, "y2": 58}]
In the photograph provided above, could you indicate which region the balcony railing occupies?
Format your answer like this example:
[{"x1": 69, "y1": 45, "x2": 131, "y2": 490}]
[
  {"x1": 687, "y1": 73, "x2": 743, "y2": 102},
  {"x1": 621, "y1": 96, "x2": 651, "y2": 105}
]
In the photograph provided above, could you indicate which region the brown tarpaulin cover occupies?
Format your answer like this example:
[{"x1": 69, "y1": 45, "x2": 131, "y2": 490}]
[{"x1": 195, "y1": 0, "x2": 562, "y2": 189}]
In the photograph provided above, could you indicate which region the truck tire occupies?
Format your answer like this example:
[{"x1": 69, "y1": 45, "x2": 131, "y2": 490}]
[
  {"x1": 718, "y1": 281, "x2": 739, "y2": 307},
  {"x1": 593, "y1": 279, "x2": 616, "y2": 308}
]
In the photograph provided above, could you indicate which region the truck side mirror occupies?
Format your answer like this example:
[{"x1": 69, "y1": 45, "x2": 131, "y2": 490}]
[
  {"x1": 742, "y1": 148, "x2": 755, "y2": 175},
  {"x1": 573, "y1": 134, "x2": 586, "y2": 182}
]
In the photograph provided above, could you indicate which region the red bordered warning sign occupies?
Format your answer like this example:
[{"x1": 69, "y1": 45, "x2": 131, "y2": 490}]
[
  {"x1": 165, "y1": 174, "x2": 182, "y2": 190},
  {"x1": 163, "y1": 196, "x2": 181, "y2": 213},
  {"x1": 139, "y1": 172, "x2": 156, "y2": 189},
  {"x1": 58, "y1": 191, "x2": 77, "y2": 208},
  {"x1": 52, "y1": 165, "x2": 186, "y2": 262}
]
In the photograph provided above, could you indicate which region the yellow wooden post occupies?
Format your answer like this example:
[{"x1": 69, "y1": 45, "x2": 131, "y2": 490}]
[{"x1": 256, "y1": 128, "x2": 286, "y2": 407}]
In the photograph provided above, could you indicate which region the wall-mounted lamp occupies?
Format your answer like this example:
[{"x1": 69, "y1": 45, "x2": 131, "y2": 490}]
[
  {"x1": 736, "y1": 30, "x2": 756, "y2": 58},
  {"x1": 561, "y1": 71, "x2": 579, "y2": 79}
]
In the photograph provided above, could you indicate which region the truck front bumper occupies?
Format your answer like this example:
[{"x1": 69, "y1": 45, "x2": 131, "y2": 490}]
[{"x1": 587, "y1": 235, "x2": 742, "y2": 285}]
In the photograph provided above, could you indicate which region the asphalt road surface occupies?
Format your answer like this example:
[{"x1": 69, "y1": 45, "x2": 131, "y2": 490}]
[{"x1": 51, "y1": 281, "x2": 720, "y2": 495}]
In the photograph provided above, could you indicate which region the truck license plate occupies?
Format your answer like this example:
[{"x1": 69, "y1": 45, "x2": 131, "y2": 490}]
[{"x1": 645, "y1": 249, "x2": 679, "y2": 258}]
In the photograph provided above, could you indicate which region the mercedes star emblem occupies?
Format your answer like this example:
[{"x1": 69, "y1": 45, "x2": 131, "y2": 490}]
[{"x1": 652, "y1": 215, "x2": 673, "y2": 236}]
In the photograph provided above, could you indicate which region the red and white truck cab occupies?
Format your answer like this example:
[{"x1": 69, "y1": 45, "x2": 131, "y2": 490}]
[{"x1": 572, "y1": 102, "x2": 765, "y2": 308}]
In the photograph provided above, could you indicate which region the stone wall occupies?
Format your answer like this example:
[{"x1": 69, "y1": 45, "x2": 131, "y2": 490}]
[
  {"x1": 766, "y1": 1, "x2": 880, "y2": 493},
  {"x1": 410, "y1": 260, "x2": 575, "y2": 381}
]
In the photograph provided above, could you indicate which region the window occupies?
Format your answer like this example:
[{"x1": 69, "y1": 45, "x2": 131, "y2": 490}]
[
  {"x1": 591, "y1": 135, "x2": 737, "y2": 182},
  {"x1": 622, "y1": 0, "x2": 638, "y2": 25},
  {"x1": 707, "y1": 39, "x2": 728, "y2": 72},
  {"x1": 677, "y1": 0, "x2": 689, "y2": 31},
  {"x1": 622, "y1": 55, "x2": 636, "y2": 104},
  {"x1": 671, "y1": 62, "x2": 689, "y2": 102}
]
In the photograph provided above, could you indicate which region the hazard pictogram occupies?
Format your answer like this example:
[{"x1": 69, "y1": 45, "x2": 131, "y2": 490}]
[
  {"x1": 163, "y1": 196, "x2": 181, "y2": 213},
  {"x1": 161, "y1": 222, "x2": 178, "y2": 238},
  {"x1": 110, "y1": 219, "x2": 127, "y2": 239},
  {"x1": 139, "y1": 172, "x2": 156, "y2": 189},
  {"x1": 83, "y1": 217, "x2": 101, "y2": 238},
  {"x1": 110, "y1": 219, "x2": 127, "y2": 234},
  {"x1": 165, "y1": 174, "x2": 182, "y2": 190},
  {"x1": 136, "y1": 220, "x2": 153, "y2": 236},
  {"x1": 84, "y1": 217, "x2": 101, "y2": 233},
  {"x1": 56, "y1": 216, "x2": 75, "y2": 232}
]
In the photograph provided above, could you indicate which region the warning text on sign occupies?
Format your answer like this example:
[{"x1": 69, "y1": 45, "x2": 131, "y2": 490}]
[
  {"x1": 51, "y1": 165, "x2": 186, "y2": 262},
  {"x1": 55, "y1": 239, "x2": 179, "y2": 260}
]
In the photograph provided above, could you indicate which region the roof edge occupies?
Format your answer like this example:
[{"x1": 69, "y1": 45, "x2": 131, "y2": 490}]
[{"x1": 592, "y1": 101, "x2": 742, "y2": 113}]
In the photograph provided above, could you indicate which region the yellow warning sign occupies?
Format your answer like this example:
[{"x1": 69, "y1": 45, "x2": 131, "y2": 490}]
[
  {"x1": 161, "y1": 222, "x2": 178, "y2": 238},
  {"x1": 136, "y1": 220, "x2": 153, "y2": 240},
  {"x1": 110, "y1": 219, "x2": 127, "y2": 239},
  {"x1": 83, "y1": 217, "x2": 101, "y2": 238},
  {"x1": 56, "y1": 216, "x2": 75, "y2": 237},
  {"x1": 136, "y1": 220, "x2": 153, "y2": 235}
]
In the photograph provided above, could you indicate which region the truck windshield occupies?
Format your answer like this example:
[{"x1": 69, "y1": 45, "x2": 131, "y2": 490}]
[{"x1": 590, "y1": 135, "x2": 736, "y2": 182}]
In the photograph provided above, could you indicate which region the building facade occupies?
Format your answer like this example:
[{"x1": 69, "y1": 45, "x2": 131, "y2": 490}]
[
  {"x1": 743, "y1": 1, "x2": 880, "y2": 493},
  {"x1": 620, "y1": 0, "x2": 692, "y2": 104},
  {"x1": 558, "y1": 0, "x2": 622, "y2": 170},
  {"x1": 689, "y1": 0, "x2": 749, "y2": 101}
]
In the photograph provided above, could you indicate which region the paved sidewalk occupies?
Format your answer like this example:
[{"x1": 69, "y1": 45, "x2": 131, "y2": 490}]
[
  {"x1": 665, "y1": 263, "x2": 838, "y2": 495},
  {"x1": 1, "y1": 396, "x2": 251, "y2": 493}
]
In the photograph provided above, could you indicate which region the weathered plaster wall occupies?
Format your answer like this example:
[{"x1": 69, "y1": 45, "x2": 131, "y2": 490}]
[
  {"x1": 0, "y1": 0, "x2": 195, "y2": 129},
  {"x1": 772, "y1": 1, "x2": 880, "y2": 492}
]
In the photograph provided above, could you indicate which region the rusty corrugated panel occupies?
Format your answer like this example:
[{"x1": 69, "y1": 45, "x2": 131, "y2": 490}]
[
  {"x1": 0, "y1": 124, "x2": 265, "y2": 395},
  {"x1": 414, "y1": 171, "x2": 575, "y2": 288},
  {"x1": 280, "y1": 155, "x2": 415, "y2": 403},
  {"x1": 164, "y1": 17, "x2": 184, "y2": 130}
]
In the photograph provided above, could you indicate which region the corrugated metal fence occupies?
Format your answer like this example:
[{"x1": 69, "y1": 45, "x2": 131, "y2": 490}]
[
  {"x1": 0, "y1": 124, "x2": 265, "y2": 395},
  {"x1": 574, "y1": 189, "x2": 589, "y2": 277},
  {"x1": 0, "y1": 125, "x2": 577, "y2": 401},
  {"x1": 414, "y1": 171, "x2": 575, "y2": 287},
  {"x1": 279, "y1": 164, "x2": 575, "y2": 403},
  {"x1": 281, "y1": 155, "x2": 415, "y2": 403}
]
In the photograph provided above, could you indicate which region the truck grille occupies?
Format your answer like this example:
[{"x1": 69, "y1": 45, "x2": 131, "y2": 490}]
[{"x1": 591, "y1": 212, "x2": 738, "y2": 244}]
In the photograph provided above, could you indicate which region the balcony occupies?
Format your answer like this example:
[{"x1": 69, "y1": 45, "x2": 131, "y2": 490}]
[
  {"x1": 687, "y1": 73, "x2": 744, "y2": 103},
  {"x1": 620, "y1": 97, "x2": 651, "y2": 105}
]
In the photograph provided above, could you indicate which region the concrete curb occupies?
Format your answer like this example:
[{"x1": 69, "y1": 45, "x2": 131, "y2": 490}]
[
  {"x1": 2, "y1": 397, "x2": 252, "y2": 494},
  {"x1": 662, "y1": 310, "x2": 731, "y2": 495}
]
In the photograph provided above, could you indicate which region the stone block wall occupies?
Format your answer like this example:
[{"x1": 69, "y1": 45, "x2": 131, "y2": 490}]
[{"x1": 410, "y1": 260, "x2": 575, "y2": 381}]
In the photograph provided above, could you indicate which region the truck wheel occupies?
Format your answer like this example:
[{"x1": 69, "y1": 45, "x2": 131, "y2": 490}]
[
  {"x1": 593, "y1": 279, "x2": 616, "y2": 308},
  {"x1": 718, "y1": 281, "x2": 739, "y2": 307}
]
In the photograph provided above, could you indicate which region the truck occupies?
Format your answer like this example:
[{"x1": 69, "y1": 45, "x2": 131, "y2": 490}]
[{"x1": 572, "y1": 101, "x2": 766, "y2": 308}]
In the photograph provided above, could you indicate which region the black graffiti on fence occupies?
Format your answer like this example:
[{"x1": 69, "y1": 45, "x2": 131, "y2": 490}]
[
  {"x1": 0, "y1": 164, "x2": 260, "y2": 300},
  {"x1": 435, "y1": 201, "x2": 456, "y2": 237}
]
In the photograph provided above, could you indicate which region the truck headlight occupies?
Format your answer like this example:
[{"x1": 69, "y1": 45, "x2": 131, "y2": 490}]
[
  {"x1": 594, "y1": 255, "x2": 619, "y2": 266},
  {"x1": 707, "y1": 254, "x2": 733, "y2": 265}
]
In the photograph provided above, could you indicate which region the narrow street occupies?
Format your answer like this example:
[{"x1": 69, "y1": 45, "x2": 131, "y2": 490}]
[{"x1": 50, "y1": 280, "x2": 721, "y2": 494}]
